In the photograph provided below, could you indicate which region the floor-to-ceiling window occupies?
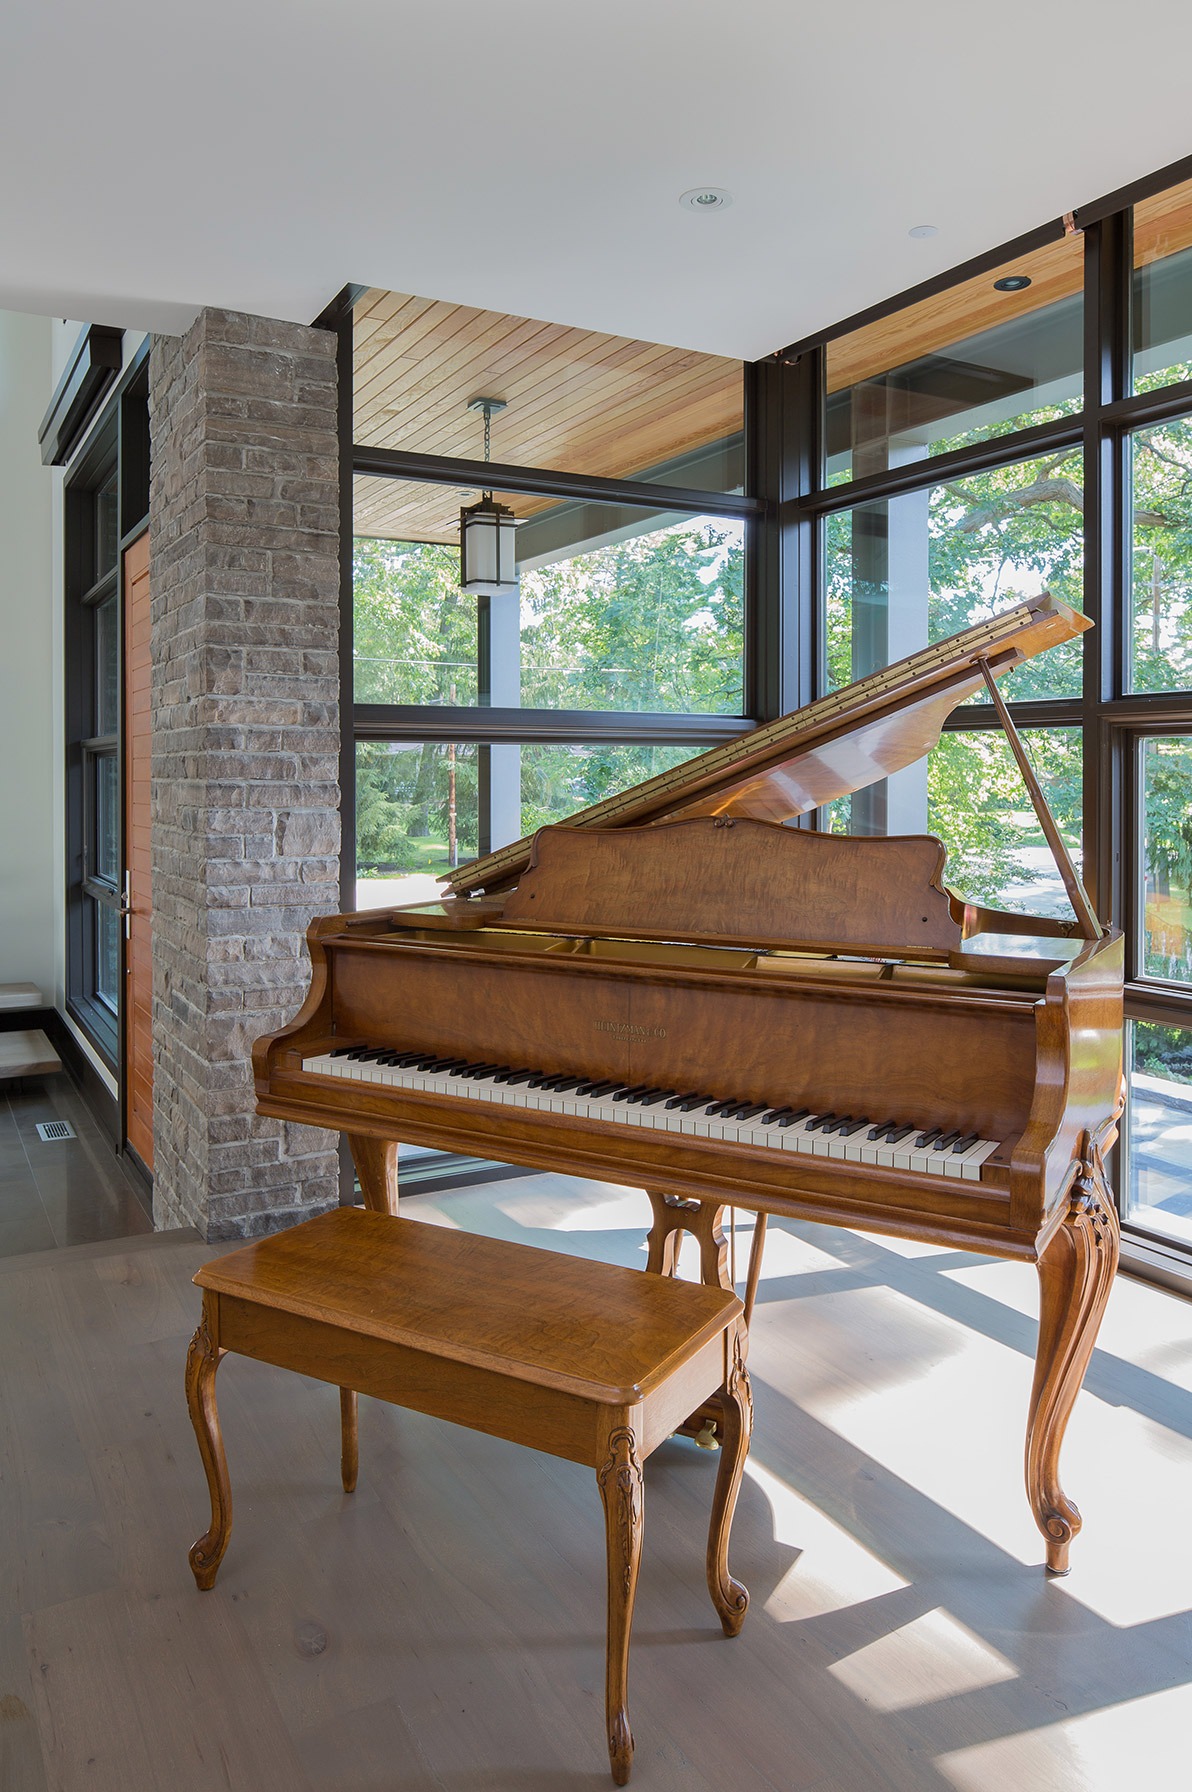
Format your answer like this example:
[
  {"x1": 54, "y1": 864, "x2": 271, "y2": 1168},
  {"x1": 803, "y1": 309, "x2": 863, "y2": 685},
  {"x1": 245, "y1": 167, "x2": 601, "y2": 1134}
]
[{"x1": 789, "y1": 164, "x2": 1192, "y2": 1282}]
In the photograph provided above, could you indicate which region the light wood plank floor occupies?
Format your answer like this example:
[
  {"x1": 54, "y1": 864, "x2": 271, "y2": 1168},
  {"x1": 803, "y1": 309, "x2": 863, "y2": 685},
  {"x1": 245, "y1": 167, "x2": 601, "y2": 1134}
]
[{"x1": 3, "y1": 1173, "x2": 1191, "y2": 1792}]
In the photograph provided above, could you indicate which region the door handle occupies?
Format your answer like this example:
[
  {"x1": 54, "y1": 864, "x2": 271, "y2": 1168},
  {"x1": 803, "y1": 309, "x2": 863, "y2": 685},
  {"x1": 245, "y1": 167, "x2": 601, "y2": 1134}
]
[{"x1": 119, "y1": 870, "x2": 133, "y2": 939}]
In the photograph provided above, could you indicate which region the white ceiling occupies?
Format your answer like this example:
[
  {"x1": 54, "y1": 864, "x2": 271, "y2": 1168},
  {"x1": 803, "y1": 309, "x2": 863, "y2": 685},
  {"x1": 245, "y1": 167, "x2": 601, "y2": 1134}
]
[{"x1": 3, "y1": 0, "x2": 1191, "y2": 360}]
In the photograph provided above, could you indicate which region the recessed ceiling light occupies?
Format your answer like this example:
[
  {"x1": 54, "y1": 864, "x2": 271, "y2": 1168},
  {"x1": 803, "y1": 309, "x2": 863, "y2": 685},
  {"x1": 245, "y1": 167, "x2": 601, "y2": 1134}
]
[
  {"x1": 908, "y1": 224, "x2": 938, "y2": 239},
  {"x1": 681, "y1": 187, "x2": 732, "y2": 212},
  {"x1": 993, "y1": 273, "x2": 1033, "y2": 292}
]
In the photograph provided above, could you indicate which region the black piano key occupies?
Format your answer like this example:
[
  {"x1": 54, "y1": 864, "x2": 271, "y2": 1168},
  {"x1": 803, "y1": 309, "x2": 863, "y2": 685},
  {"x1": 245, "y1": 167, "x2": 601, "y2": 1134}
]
[
  {"x1": 761, "y1": 1106, "x2": 792, "y2": 1124},
  {"x1": 461, "y1": 1063, "x2": 502, "y2": 1079},
  {"x1": 704, "y1": 1099, "x2": 742, "y2": 1118},
  {"x1": 730, "y1": 1103, "x2": 768, "y2": 1121},
  {"x1": 803, "y1": 1113, "x2": 838, "y2": 1133},
  {"x1": 914, "y1": 1128, "x2": 942, "y2": 1148},
  {"x1": 548, "y1": 1076, "x2": 590, "y2": 1093},
  {"x1": 867, "y1": 1120, "x2": 897, "y2": 1140},
  {"x1": 778, "y1": 1108, "x2": 812, "y2": 1127},
  {"x1": 665, "y1": 1093, "x2": 700, "y2": 1109},
  {"x1": 636, "y1": 1090, "x2": 675, "y2": 1107},
  {"x1": 952, "y1": 1133, "x2": 981, "y2": 1154},
  {"x1": 493, "y1": 1067, "x2": 531, "y2": 1083},
  {"x1": 932, "y1": 1130, "x2": 964, "y2": 1152},
  {"x1": 531, "y1": 1074, "x2": 571, "y2": 1090},
  {"x1": 836, "y1": 1118, "x2": 869, "y2": 1137},
  {"x1": 884, "y1": 1124, "x2": 915, "y2": 1144},
  {"x1": 612, "y1": 1085, "x2": 651, "y2": 1102},
  {"x1": 674, "y1": 1094, "x2": 713, "y2": 1113},
  {"x1": 502, "y1": 1069, "x2": 539, "y2": 1086}
]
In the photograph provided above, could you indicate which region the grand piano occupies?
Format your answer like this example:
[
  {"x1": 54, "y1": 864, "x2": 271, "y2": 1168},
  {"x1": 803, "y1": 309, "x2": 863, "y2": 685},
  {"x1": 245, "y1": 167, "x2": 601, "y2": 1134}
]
[{"x1": 254, "y1": 591, "x2": 1123, "y2": 1575}]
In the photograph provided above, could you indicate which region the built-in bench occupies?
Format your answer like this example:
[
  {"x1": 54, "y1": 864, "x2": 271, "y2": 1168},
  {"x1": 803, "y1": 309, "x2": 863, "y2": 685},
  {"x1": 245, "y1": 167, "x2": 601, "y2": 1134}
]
[
  {"x1": 0, "y1": 1028, "x2": 62, "y2": 1084},
  {"x1": 185, "y1": 1206, "x2": 752, "y2": 1783}
]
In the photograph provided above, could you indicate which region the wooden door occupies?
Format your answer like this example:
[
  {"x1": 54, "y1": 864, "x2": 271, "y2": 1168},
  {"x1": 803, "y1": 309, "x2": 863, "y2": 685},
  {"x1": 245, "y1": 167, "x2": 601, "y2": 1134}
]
[{"x1": 123, "y1": 532, "x2": 154, "y2": 1169}]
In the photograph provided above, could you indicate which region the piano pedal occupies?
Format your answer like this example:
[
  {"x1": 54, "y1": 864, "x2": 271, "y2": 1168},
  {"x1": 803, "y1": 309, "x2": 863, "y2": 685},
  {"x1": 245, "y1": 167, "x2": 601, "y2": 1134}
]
[{"x1": 673, "y1": 1400, "x2": 722, "y2": 1450}]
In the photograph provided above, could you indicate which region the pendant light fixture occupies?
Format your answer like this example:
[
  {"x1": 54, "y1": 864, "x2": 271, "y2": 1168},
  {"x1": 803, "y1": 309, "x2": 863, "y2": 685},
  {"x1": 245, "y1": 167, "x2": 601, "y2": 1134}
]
[{"x1": 459, "y1": 397, "x2": 518, "y2": 594}]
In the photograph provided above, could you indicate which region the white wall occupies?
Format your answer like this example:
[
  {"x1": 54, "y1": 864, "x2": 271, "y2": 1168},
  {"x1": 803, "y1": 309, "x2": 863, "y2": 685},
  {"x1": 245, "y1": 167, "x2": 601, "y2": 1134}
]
[{"x1": 0, "y1": 309, "x2": 56, "y2": 1000}]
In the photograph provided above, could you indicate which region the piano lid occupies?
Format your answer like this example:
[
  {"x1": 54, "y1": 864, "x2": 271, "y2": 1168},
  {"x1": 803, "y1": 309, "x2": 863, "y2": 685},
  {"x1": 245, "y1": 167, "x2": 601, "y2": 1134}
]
[{"x1": 444, "y1": 591, "x2": 1091, "y2": 898}]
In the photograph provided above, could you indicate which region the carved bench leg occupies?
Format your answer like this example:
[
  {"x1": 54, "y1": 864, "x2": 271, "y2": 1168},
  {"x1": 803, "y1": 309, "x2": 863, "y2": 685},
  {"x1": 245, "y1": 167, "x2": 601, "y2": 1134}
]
[
  {"x1": 185, "y1": 1306, "x2": 231, "y2": 1590},
  {"x1": 597, "y1": 1425, "x2": 644, "y2": 1785},
  {"x1": 706, "y1": 1325, "x2": 752, "y2": 1637},
  {"x1": 1027, "y1": 1166, "x2": 1119, "y2": 1574},
  {"x1": 340, "y1": 1388, "x2": 359, "y2": 1492}
]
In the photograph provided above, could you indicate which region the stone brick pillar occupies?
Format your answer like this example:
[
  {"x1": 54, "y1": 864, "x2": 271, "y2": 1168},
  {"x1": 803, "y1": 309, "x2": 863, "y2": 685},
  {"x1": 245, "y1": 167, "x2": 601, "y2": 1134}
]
[{"x1": 148, "y1": 309, "x2": 341, "y2": 1239}]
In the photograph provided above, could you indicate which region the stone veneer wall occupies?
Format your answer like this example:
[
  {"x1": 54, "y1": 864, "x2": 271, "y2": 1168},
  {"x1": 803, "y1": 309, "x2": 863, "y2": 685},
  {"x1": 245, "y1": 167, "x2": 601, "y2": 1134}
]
[{"x1": 148, "y1": 309, "x2": 341, "y2": 1239}]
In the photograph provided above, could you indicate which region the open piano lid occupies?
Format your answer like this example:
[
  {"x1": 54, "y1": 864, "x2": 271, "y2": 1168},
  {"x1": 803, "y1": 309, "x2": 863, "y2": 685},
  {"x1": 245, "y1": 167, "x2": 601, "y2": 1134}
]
[{"x1": 444, "y1": 591, "x2": 1091, "y2": 901}]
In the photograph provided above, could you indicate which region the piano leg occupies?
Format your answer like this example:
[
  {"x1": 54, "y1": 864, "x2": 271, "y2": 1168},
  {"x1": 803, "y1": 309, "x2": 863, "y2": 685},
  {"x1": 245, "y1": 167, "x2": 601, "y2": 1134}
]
[
  {"x1": 1027, "y1": 1157, "x2": 1120, "y2": 1575},
  {"x1": 597, "y1": 1422, "x2": 644, "y2": 1786},
  {"x1": 185, "y1": 1301, "x2": 232, "y2": 1591},
  {"x1": 341, "y1": 1135, "x2": 400, "y2": 1495},
  {"x1": 348, "y1": 1134, "x2": 400, "y2": 1216}
]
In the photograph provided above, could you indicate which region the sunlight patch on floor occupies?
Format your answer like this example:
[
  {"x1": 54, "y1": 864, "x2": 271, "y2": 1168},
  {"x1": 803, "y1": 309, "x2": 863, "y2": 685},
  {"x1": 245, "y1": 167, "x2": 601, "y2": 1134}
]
[
  {"x1": 827, "y1": 1606, "x2": 1018, "y2": 1712},
  {"x1": 497, "y1": 1185, "x2": 649, "y2": 1234},
  {"x1": 937, "y1": 1682, "x2": 1192, "y2": 1792},
  {"x1": 746, "y1": 1457, "x2": 908, "y2": 1621}
]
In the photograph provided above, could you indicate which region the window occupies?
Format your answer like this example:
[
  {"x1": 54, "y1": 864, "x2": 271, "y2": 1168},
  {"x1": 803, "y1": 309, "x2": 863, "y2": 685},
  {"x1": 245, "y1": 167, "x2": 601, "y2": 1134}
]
[
  {"x1": 1138, "y1": 735, "x2": 1192, "y2": 987},
  {"x1": 1130, "y1": 419, "x2": 1192, "y2": 693},
  {"x1": 1133, "y1": 176, "x2": 1192, "y2": 394}
]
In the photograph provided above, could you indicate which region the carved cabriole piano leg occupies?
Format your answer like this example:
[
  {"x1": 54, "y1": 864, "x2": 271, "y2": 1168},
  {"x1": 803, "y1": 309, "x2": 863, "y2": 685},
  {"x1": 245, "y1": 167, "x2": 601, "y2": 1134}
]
[
  {"x1": 597, "y1": 1422, "x2": 644, "y2": 1786},
  {"x1": 185, "y1": 1302, "x2": 231, "y2": 1590},
  {"x1": 1026, "y1": 1145, "x2": 1120, "y2": 1575}
]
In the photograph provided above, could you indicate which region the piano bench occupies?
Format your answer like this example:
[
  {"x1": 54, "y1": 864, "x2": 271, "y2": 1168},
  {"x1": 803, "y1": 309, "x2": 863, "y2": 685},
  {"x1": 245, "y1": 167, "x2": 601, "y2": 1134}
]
[{"x1": 184, "y1": 1206, "x2": 752, "y2": 1785}]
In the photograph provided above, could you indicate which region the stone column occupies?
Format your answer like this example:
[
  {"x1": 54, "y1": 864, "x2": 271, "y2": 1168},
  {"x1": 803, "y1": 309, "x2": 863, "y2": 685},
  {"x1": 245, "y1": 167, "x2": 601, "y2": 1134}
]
[{"x1": 149, "y1": 309, "x2": 341, "y2": 1239}]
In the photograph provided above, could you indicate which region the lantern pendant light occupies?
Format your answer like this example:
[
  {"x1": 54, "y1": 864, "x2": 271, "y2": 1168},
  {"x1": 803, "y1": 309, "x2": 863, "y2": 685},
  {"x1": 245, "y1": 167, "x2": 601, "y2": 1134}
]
[{"x1": 460, "y1": 397, "x2": 518, "y2": 594}]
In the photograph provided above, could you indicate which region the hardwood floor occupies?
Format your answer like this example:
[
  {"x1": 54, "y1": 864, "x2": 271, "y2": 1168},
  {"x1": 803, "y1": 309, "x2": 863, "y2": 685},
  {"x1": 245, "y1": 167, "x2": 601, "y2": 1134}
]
[
  {"x1": 0, "y1": 1078, "x2": 152, "y2": 1259},
  {"x1": 3, "y1": 1171, "x2": 1191, "y2": 1790}
]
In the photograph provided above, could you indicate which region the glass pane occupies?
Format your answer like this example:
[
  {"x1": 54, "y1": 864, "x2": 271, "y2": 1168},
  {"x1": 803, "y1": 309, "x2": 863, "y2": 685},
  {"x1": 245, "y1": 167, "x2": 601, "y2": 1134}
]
[
  {"x1": 826, "y1": 236, "x2": 1083, "y2": 485},
  {"x1": 1130, "y1": 419, "x2": 1192, "y2": 693},
  {"x1": 356, "y1": 740, "x2": 478, "y2": 908},
  {"x1": 1133, "y1": 177, "x2": 1192, "y2": 393},
  {"x1": 1140, "y1": 736, "x2": 1192, "y2": 985},
  {"x1": 822, "y1": 727, "x2": 1083, "y2": 919},
  {"x1": 96, "y1": 592, "x2": 118, "y2": 734},
  {"x1": 1125, "y1": 1020, "x2": 1192, "y2": 1249},
  {"x1": 94, "y1": 751, "x2": 118, "y2": 886},
  {"x1": 519, "y1": 517, "x2": 744, "y2": 714},
  {"x1": 354, "y1": 535, "x2": 478, "y2": 705},
  {"x1": 96, "y1": 901, "x2": 119, "y2": 1012},
  {"x1": 354, "y1": 288, "x2": 743, "y2": 493},
  {"x1": 95, "y1": 469, "x2": 118, "y2": 578},
  {"x1": 825, "y1": 450, "x2": 1084, "y2": 704},
  {"x1": 520, "y1": 741, "x2": 697, "y2": 836},
  {"x1": 355, "y1": 478, "x2": 745, "y2": 715}
]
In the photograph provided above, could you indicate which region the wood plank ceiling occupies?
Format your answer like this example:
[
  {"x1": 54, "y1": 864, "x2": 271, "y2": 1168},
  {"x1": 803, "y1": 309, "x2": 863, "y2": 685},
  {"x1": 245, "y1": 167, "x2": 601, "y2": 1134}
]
[
  {"x1": 353, "y1": 288, "x2": 743, "y2": 544},
  {"x1": 355, "y1": 179, "x2": 1192, "y2": 544}
]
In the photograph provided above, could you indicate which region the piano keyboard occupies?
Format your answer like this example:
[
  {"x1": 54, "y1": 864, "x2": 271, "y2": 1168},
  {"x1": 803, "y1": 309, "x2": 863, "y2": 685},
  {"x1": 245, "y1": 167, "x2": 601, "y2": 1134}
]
[{"x1": 302, "y1": 1047, "x2": 1002, "y2": 1182}]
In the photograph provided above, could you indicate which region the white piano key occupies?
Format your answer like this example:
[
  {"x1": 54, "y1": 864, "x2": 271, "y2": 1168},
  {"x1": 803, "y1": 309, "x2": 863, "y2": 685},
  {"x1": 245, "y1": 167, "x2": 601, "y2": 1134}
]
[{"x1": 302, "y1": 1054, "x2": 1002, "y2": 1183}]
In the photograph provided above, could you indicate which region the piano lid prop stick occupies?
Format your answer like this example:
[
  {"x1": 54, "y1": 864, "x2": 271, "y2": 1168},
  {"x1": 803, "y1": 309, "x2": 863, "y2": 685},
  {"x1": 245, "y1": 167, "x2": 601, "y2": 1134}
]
[{"x1": 976, "y1": 656, "x2": 1102, "y2": 941}]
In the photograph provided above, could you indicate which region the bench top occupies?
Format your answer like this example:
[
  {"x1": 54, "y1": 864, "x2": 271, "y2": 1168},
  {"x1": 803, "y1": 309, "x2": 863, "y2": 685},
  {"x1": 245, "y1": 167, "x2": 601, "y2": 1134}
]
[{"x1": 195, "y1": 1208, "x2": 742, "y2": 1406}]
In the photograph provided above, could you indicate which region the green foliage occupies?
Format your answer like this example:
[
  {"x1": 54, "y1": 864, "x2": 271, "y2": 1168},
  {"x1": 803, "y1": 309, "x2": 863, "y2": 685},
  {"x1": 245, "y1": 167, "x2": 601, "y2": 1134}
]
[
  {"x1": 356, "y1": 741, "x2": 478, "y2": 873},
  {"x1": 1131, "y1": 418, "x2": 1192, "y2": 694},
  {"x1": 1133, "y1": 1021, "x2": 1192, "y2": 1085},
  {"x1": 353, "y1": 538, "x2": 476, "y2": 705},
  {"x1": 926, "y1": 728, "x2": 1082, "y2": 907},
  {"x1": 519, "y1": 521, "x2": 744, "y2": 713},
  {"x1": 521, "y1": 743, "x2": 693, "y2": 836}
]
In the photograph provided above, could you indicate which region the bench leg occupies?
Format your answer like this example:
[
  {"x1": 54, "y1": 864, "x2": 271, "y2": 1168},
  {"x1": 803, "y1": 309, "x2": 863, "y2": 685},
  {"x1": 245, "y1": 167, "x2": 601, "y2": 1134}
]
[
  {"x1": 185, "y1": 1305, "x2": 231, "y2": 1590},
  {"x1": 707, "y1": 1325, "x2": 752, "y2": 1636},
  {"x1": 340, "y1": 1388, "x2": 359, "y2": 1492},
  {"x1": 597, "y1": 1424, "x2": 644, "y2": 1785}
]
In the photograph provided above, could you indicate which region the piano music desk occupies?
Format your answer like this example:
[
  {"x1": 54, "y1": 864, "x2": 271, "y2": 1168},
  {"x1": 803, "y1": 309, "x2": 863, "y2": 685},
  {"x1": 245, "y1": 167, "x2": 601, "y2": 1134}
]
[{"x1": 185, "y1": 1207, "x2": 752, "y2": 1785}]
